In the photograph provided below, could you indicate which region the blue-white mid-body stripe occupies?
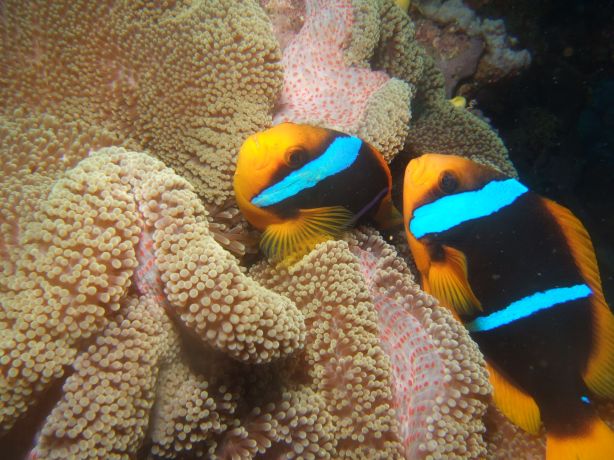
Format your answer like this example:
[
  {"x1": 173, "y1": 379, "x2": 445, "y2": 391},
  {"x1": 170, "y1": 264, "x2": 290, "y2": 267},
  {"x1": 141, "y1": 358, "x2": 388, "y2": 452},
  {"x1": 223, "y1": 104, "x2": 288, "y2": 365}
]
[
  {"x1": 251, "y1": 136, "x2": 362, "y2": 208},
  {"x1": 409, "y1": 178, "x2": 529, "y2": 238},
  {"x1": 466, "y1": 283, "x2": 592, "y2": 332}
]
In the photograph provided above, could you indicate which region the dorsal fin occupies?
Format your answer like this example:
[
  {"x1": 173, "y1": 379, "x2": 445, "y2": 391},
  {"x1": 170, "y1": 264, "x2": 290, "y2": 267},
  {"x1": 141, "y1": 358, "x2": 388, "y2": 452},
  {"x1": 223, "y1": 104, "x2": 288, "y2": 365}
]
[
  {"x1": 426, "y1": 245, "x2": 482, "y2": 316},
  {"x1": 543, "y1": 198, "x2": 614, "y2": 399},
  {"x1": 486, "y1": 361, "x2": 542, "y2": 435},
  {"x1": 542, "y1": 198, "x2": 604, "y2": 297}
]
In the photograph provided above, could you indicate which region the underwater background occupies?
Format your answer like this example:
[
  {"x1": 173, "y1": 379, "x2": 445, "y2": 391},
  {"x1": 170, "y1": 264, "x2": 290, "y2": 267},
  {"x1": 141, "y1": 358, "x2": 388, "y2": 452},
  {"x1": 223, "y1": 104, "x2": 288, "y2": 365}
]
[
  {"x1": 0, "y1": 0, "x2": 613, "y2": 459},
  {"x1": 467, "y1": 0, "x2": 614, "y2": 303}
]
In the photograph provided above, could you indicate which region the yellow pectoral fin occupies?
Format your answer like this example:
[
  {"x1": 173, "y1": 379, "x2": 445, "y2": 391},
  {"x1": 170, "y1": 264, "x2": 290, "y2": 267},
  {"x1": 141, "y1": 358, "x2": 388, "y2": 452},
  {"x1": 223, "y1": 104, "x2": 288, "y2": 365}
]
[
  {"x1": 542, "y1": 198, "x2": 614, "y2": 398},
  {"x1": 260, "y1": 206, "x2": 354, "y2": 265},
  {"x1": 486, "y1": 362, "x2": 541, "y2": 435},
  {"x1": 427, "y1": 245, "x2": 482, "y2": 316}
]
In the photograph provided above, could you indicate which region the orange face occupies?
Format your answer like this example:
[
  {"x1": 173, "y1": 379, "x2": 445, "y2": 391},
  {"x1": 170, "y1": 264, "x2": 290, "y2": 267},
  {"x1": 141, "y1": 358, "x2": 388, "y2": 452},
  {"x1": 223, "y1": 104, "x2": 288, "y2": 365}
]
[{"x1": 233, "y1": 122, "x2": 331, "y2": 230}]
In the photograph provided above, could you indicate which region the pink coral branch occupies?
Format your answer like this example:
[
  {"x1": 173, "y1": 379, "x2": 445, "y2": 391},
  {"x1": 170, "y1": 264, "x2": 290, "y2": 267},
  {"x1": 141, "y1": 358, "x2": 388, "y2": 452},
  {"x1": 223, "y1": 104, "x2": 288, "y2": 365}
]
[
  {"x1": 273, "y1": 0, "x2": 389, "y2": 130},
  {"x1": 347, "y1": 228, "x2": 490, "y2": 458},
  {"x1": 353, "y1": 245, "x2": 447, "y2": 456}
]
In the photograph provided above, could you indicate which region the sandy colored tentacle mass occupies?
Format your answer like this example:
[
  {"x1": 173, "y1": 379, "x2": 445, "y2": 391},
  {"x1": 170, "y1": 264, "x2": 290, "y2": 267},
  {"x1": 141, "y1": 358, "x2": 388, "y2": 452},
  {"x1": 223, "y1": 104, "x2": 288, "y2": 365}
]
[
  {"x1": 250, "y1": 240, "x2": 407, "y2": 458},
  {"x1": 347, "y1": 228, "x2": 491, "y2": 458},
  {"x1": 1, "y1": 0, "x2": 283, "y2": 213},
  {"x1": 1, "y1": 148, "x2": 307, "y2": 457}
]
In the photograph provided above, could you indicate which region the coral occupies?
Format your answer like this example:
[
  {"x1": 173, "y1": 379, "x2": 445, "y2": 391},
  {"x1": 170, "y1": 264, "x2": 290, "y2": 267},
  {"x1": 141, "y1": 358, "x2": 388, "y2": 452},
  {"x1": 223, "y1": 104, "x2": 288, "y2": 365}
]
[
  {"x1": 483, "y1": 406, "x2": 546, "y2": 459},
  {"x1": 250, "y1": 239, "x2": 406, "y2": 459},
  {"x1": 414, "y1": 18, "x2": 485, "y2": 97},
  {"x1": 0, "y1": 0, "x2": 536, "y2": 457},
  {"x1": 259, "y1": 0, "x2": 307, "y2": 51},
  {"x1": 122, "y1": 149, "x2": 305, "y2": 364},
  {"x1": 214, "y1": 386, "x2": 336, "y2": 459},
  {"x1": 31, "y1": 295, "x2": 180, "y2": 459},
  {"x1": 399, "y1": 53, "x2": 516, "y2": 175},
  {"x1": 474, "y1": 17, "x2": 531, "y2": 82},
  {"x1": 147, "y1": 354, "x2": 239, "y2": 458},
  {"x1": 272, "y1": 0, "x2": 412, "y2": 161},
  {"x1": 365, "y1": 0, "x2": 516, "y2": 175},
  {"x1": 0, "y1": 0, "x2": 283, "y2": 211},
  {"x1": 372, "y1": 0, "x2": 426, "y2": 89},
  {"x1": 0, "y1": 146, "x2": 305, "y2": 457},
  {"x1": 346, "y1": 228, "x2": 491, "y2": 458},
  {"x1": 407, "y1": 88, "x2": 517, "y2": 175},
  {"x1": 0, "y1": 111, "x2": 131, "y2": 279},
  {"x1": 411, "y1": 0, "x2": 531, "y2": 88},
  {"x1": 0, "y1": 149, "x2": 143, "y2": 438},
  {"x1": 250, "y1": 232, "x2": 492, "y2": 459}
]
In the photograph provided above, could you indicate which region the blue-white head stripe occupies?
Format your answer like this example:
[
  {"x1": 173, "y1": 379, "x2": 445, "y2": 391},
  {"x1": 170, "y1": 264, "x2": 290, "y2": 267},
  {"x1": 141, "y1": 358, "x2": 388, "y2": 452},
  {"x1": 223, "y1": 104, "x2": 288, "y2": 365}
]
[
  {"x1": 409, "y1": 179, "x2": 529, "y2": 238},
  {"x1": 251, "y1": 136, "x2": 362, "y2": 208},
  {"x1": 466, "y1": 283, "x2": 592, "y2": 333}
]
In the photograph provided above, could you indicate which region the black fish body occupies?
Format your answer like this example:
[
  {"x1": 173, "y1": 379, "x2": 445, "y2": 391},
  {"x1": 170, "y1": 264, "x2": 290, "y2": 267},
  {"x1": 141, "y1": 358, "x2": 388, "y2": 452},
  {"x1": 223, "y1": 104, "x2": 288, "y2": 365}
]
[{"x1": 403, "y1": 153, "x2": 614, "y2": 459}]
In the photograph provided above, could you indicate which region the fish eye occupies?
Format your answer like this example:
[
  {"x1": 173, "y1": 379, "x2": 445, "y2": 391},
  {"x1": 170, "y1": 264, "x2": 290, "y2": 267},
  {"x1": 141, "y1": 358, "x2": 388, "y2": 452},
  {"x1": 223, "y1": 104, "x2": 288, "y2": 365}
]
[
  {"x1": 438, "y1": 170, "x2": 459, "y2": 194},
  {"x1": 285, "y1": 147, "x2": 309, "y2": 168}
]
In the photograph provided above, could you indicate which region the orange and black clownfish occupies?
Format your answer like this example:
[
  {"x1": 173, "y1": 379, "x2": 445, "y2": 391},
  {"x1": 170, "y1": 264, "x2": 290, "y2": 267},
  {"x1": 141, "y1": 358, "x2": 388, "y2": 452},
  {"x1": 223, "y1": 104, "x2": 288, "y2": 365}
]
[
  {"x1": 234, "y1": 122, "x2": 401, "y2": 264},
  {"x1": 403, "y1": 153, "x2": 614, "y2": 460}
]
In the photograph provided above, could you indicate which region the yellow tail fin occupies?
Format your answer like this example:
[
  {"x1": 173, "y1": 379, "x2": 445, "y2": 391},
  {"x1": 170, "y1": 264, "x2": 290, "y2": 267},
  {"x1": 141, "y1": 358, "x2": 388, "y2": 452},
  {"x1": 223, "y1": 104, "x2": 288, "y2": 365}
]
[{"x1": 546, "y1": 417, "x2": 614, "y2": 460}]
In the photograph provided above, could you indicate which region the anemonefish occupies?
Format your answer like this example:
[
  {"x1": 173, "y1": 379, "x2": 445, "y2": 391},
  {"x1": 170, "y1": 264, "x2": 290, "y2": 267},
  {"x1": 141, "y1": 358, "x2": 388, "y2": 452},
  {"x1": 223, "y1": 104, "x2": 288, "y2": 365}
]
[
  {"x1": 403, "y1": 153, "x2": 614, "y2": 459},
  {"x1": 234, "y1": 122, "x2": 401, "y2": 264}
]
